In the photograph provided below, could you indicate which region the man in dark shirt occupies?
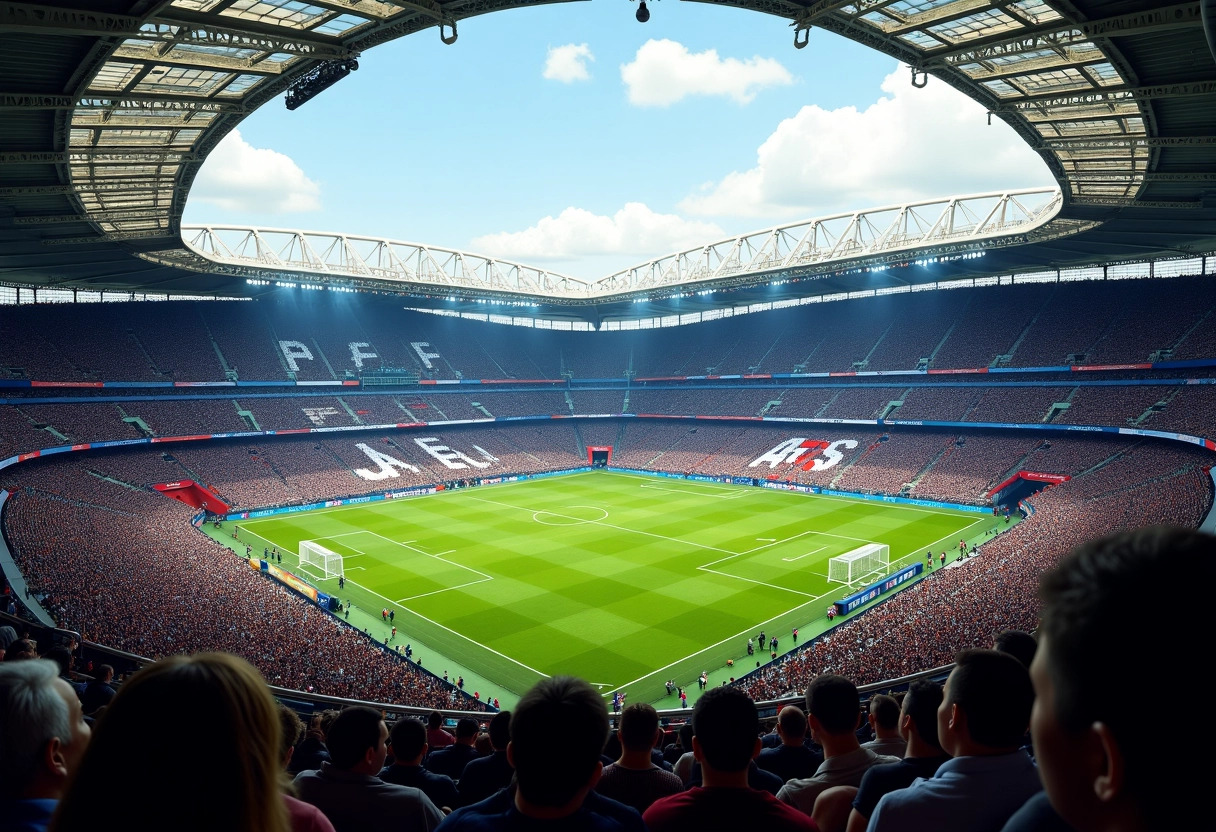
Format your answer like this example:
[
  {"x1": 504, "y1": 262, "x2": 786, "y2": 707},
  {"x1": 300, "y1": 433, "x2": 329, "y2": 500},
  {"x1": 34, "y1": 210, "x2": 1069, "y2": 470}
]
[
  {"x1": 843, "y1": 680, "x2": 950, "y2": 831},
  {"x1": 80, "y1": 664, "x2": 116, "y2": 716},
  {"x1": 457, "y1": 710, "x2": 514, "y2": 807},
  {"x1": 436, "y1": 676, "x2": 643, "y2": 831},
  {"x1": 427, "y1": 717, "x2": 480, "y2": 782},
  {"x1": 293, "y1": 706, "x2": 443, "y2": 832},
  {"x1": 643, "y1": 687, "x2": 816, "y2": 832},
  {"x1": 757, "y1": 706, "x2": 823, "y2": 784},
  {"x1": 380, "y1": 717, "x2": 460, "y2": 812}
]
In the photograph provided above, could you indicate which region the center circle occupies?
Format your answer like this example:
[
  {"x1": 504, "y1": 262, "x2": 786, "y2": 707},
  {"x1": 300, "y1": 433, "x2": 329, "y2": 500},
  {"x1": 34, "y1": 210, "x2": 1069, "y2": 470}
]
[{"x1": 531, "y1": 505, "x2": 609, "y2": 526}]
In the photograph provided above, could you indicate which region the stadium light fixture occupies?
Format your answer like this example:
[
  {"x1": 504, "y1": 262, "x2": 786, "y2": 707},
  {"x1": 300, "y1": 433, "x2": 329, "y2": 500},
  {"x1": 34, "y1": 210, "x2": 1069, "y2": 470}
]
[{"x1": 285, "y1": 58, "x2": 360, "y2": 111}]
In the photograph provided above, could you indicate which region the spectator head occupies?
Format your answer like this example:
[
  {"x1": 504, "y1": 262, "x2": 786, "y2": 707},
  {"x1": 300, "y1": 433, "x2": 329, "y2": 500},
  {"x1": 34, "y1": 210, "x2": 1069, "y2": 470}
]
[
  {"x1": 389, "y1": 717, "x2": 428, "y2": 765},
  {"x1": 508, "y1": 676, "x2": 608, "y2": 812},
  {"x1": 326, "y1": 706, "x2": 389, "y2": 774},
  {"x1": 454, "y1": 716, "x2": 479, "y2": 744},
  {"x1": 776, "y1": 705, "x2": 808, "y2": 745},
  {"x1": 43, "y1": 645, "x2": 73, "y2": 677},
  {"x1": 317, "y1": 709, "x2": 340, "y2": 737},
  {"x1": 900, "y1": 680, "x2": 943, "y2": 751},
  {"x1": 0, "y1": 659, "x2": 91, "y2": 801},
  {"x1": 993, "y1": 630, "x2": 1038, "y2": 669},
  {"x1": 1033, "y1": 526, "x2": 1206, "y2": 832},
  {"x1": 487, "y1": 709, "x2": 511, "y2": 752},
  {"x1": 619, "y1": 702, "x2": 661, "y2": 753},
  {"x1": 867, "y1": 694, "x2": 900, "y2": 736},
  {"x1": 94, "y1": 664, "x2": 115, "y2": 684},
  {"x1": 939, "y1": 649, "x2": 1033, "y2": 756},
  {"x1": 4, "y1": 639, "x2": 37, "y2": 662},
  {"x1": 277, "y1": 705, "x2": 304, "y2": 770},
  {"x1": 691, "y1": 686, "x2": 760, "y2": 775},
  {"x1": 51, "y1": 652, "x2": 288, "y2": 832},
  {"x1": 677, "y1": 722, "x2": 694, "y2": 750},
  {"x1": 427, "y1": 710, "x2": 444, "y2": 730},
  {"x1": 805, "y1": 675, "x2": 862, "y2": 738}
]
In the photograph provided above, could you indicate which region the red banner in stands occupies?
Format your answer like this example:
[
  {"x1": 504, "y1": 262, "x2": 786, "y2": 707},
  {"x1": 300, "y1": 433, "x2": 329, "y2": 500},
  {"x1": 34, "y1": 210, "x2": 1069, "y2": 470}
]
[
  {"x1": 1072, "y1": 363, "x2": 1152, "y2": 372},
  {"x1": 986, "y1": 470, "x2": 1071, "y2": 497},
  {"x1": 30, "y1": 381, "x2": 104, "y2": 388},
  {"x1": 152, "y1": 480, "x2": 230, "y2": 514}
]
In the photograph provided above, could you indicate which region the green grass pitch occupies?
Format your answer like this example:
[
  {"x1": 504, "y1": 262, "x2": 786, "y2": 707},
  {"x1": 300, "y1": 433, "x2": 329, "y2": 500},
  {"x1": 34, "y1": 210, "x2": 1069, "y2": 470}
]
[{"x1": 226, "y1": 471, "x2": 999, "y2": 705}]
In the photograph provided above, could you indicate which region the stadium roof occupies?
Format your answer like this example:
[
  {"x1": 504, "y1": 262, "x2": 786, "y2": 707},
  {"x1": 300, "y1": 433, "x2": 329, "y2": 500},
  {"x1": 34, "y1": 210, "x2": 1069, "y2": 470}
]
[{"x1": 1, "y1": 0, "x2": 1214, "y2": 321}]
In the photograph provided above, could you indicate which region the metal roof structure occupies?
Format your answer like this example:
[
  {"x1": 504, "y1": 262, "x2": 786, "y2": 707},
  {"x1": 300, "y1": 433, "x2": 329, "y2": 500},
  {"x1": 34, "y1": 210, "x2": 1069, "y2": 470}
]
[
  {"x1": 1, "y1": 1, "x2": 1214, "y2": 319},
  {"x1": 183, "y1": 188, "x2": 1086, "y2": 301}
]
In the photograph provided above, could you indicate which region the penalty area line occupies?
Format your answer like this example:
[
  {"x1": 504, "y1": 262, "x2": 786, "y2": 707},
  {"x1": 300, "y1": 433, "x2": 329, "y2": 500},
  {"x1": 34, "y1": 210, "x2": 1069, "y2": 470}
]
[{"x1": 782, "y1": 546, "x2": 826, "y2": 563}]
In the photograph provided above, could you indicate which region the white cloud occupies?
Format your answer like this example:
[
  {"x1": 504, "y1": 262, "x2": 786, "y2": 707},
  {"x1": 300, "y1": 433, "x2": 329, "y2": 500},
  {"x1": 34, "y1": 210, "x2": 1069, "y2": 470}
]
[
  {"x1": 543, "y1": 43, "x2": 594, "y2": 83},
  {"x1": 471, "y1": 202, "x2": 724, "y2": 261},
  {"x1": 190, "y1": 129, "x2": 320, "y2": 214},
  {"x1": 680, "y1": 67, "x2": 1055, "y2": 219},
  {"x1": 621, "y1": 39, "x2": 793, "y2": 107}
]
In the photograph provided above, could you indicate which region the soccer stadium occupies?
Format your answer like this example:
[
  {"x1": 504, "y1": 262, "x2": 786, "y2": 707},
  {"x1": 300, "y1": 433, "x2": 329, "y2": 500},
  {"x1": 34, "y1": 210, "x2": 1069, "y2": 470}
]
[{"x1": 1, "y1": 2, "x2": 1214, "y2": 830}]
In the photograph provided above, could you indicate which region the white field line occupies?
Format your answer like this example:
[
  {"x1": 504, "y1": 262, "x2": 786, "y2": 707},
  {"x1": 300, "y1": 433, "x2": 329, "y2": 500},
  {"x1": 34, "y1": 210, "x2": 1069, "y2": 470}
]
[
  {"x1": 361, "y1": 531, "x2": 492, "y2": 582},
  {"x1": 467, "y1": 496, "x2": 738, "y2": 555},
  {"x1": 890, "y1": 517, "x2": 989, "y2": 571},
  {"x1": 399, "y1": 540, "x2": 457, "y2": 557},
  {"x1": 639, "y1": 483, "x2": 748, "y2": 500},
  {"x1": 602, "y1": 583, "x2": 840, "y2": 698},
  {"x1": 606, "y1": 471, "x2": 740, "y2": 494},
  {"x1": 348, "y1": 578, "x2": 550, "y2": 681},
  {"x1": 782, "y1": 546, "x2": 826, "y2": 563},
  {"x1": 699, "y1": 567, "x2": 818, "y2": 598},
  {"x1": 395, "y1": 575, "x2": 493, "y2": 603},
  {"x1": 757, "y1": 538, "x2": 776, "y2": 542}
]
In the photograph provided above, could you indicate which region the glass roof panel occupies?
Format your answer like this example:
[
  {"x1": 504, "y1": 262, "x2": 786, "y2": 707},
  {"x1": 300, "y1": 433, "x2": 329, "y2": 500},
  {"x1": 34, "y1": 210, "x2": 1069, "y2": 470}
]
[
  {"x1": 1007, "y1": 0, "x2": 1065, "y2": 24},
  {"x1": 928, "y1": 10, "x2": 1023, "y2": 44},
  {"x1": 170, "y1": 1, "x2": 227, "y2": 11},
  {"x1": 219, "y1": 1, "x2": 339, "y2": 31},
  {"x1": 1083, "y1": 63, "x2": 1123, "y2": 86},
  {"x1": 133, "y1": 66, "x2": 234, "y2": 96},
  {"x1": 981, "y1": 78, "x2": 1020, "y2": 97},
  {"x1": 897, "y1": 30, "x2": 942, "y2": 48},
  {"x1": 1016, "y1": 67, "x2": 1095, "y2": 94},
  {"x1": 312, "y1": 13, "x2": 374, "y2": 36},
  {"x1": 215, "y1": 74, "x2": 266, "y2": 96},
  {"x1": 170, "y1": 43, "x2": 263, "y2": 61},
  {"x1": 90, "y1": 63, "x2": 143, "y2": 93}
]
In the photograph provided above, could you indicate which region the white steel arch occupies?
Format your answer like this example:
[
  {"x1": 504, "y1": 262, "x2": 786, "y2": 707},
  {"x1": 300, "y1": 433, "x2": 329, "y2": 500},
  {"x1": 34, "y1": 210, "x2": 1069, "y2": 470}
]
[
  {"x1": 181, "y1": 188, "x2": 1084, "y2": 300},
  {"x1": 591, "y1": 189, "x2": 1073, "y2": 296},
  {"x1": 181, "y1": 226, "x2": 595, "y2": 298}
]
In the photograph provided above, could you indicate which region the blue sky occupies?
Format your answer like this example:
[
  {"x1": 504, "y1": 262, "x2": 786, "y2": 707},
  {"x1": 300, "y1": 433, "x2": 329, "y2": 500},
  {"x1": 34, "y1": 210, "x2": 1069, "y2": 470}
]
[{"x1": 183, "y1": 2, "x2": 1054, "y2": 279}]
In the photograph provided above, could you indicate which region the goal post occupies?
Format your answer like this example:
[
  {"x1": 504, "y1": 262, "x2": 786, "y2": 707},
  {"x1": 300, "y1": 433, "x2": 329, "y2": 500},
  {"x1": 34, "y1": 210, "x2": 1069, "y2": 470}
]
[
  {"x1": 827, "y1": 543, "x2": 889, "y2": 585},
  {"x1": 299, "y1": 540, "x2": 344, "y2": 579}
]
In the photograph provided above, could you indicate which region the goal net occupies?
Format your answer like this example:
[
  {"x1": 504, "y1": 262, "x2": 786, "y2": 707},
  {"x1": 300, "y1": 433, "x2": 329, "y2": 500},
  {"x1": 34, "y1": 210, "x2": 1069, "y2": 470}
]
[
  {"x1": 299, "y1": 540, "x2": 343, "y2": 579},
  {"x1": 827, "y1": 543, "x2": 889, "y2": 585}
]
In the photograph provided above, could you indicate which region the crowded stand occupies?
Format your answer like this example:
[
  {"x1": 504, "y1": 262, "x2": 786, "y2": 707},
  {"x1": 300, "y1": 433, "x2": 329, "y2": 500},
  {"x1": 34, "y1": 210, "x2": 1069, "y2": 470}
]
[
  {"x1": 818, "y1": 388, "x2": 897, "y2": 421},
  {"x1": 831, "y1": 433, "x2": 954, "y2": 496},
  {"x1": 964, "y1": 386, "x2": 1063, "y2": 424},
  {"x1": 738, "y1": 464, "x2": 1209, "y2": 702},
  {"x1": 891, "y1": 386, "x2": 980, "y2": 421},
  {"x1": 860, "y1": 292, "x2": 971, "y2": 372},
  {"x1": 14, "y1": 404, "x2": 142, "y2": 445},
  {"x1": 1055, "y1": 385, "x2": 1171, "y2": 427},
  {"x1": 913, "y1": 435, "x2": 1044, "y2": 504},
  {"x1": 1, "y1": 275, "x2": 1214, "y2": 830},
  {"x1": 3, "y1": 276, "x2": 1216, "y2": 384},
  {"x1": 926, "y1": 284, "x2": 1053, "y2": 370}
]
